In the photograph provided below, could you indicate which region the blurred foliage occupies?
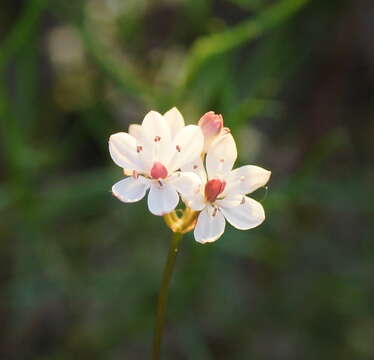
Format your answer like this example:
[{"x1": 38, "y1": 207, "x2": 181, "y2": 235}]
[{"x1": 0, "y1": 0, "x2": 373, "y2": 359}]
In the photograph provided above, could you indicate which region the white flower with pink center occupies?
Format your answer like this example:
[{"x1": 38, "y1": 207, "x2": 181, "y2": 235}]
[
  {"x1": 109, "y1": 108, "x2": 203, "y2": 215},
  {"x1": 182, "y1": 132, "x2": 271, "y2": 244}
]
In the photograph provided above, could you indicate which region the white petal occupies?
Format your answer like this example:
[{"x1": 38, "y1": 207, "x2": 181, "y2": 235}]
[
  {"x1": 181, "y1": 157, "x2": 207, "y2": 184},
  {"x1": 129, "y1": 124, "x2": 141, "y2": 139},
  {"x1": 147, "y1": 182, "x2": 179, "y2": 216},
  {"x1": 128, "y1": 124, "x2": 151, "y2": 147},
  {"x1": 168, "y1": 172, "x2": 201, "y2": 197},
  {"x1": 225, "y1": 165, "x2": 271, "y2": 195},
  {"x1": 163, "y1": 107, "x2": 185, "y2": 139},
  {"x1": 109, "y1": 132, "x2": 143, "y2": 171},
  {"x1": 141, "y1": 111, "x2": 173, "y2": 166},
  {"x1": 141, "y1": 110, "x2": 171, "y2": 142},
  {"x1": 220, "y1": 196, "x2": 265, "y2": 230},
  {"x1": 206, "y1": 133, "x2": 237, "y2": 179},
  {"x1": 131, "y1": 125, "x2": 154, "y2": 174},
  {"x1": 168, "y1": 125, "x2": 204, "y2": 172},
  {"x1": 112, "y1": 177, "x2": 149, "y2": 203},
  {"x1": 215, "y1": 193, "x2": 243, "y2": 208},
  {"x1": 183, "y1": 192, "x2": 206, "y2": 211},
  {"x1": 194, "y1": 205, "x2": 226, "y2": 244}
]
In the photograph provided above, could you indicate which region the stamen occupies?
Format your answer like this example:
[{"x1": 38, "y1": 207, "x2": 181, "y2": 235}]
[
  {"x1": 212, "y1": 207, "x2": 218, "y2": 217},
  {"x1": 136, "y1": 145, "x2": 143, "y2": 153},
  {"x1": 220, "y1": 158, "x2": 225, "y2": 163},
  {"x1": 193, "y1": 165, "x2": 198, "y2": 169},
  {"x1": 240, "y1": 196, "x2": 245, "y2": 204},
  {"x1": 176, "y1": 145, "x2": 181, "y2": 152},
  {"x1": 154, "y1": 136, "x2": 161, "y2": 142},
  {"x1": 132, "y1": 170, "x2": 139, "y2": 179}
]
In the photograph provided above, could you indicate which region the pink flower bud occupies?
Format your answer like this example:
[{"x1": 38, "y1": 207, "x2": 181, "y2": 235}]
[
  {"x1": 198, "y1": 111, "x2": 224, "y2": 152},
  {"x1": 204, "y1": 179, "x2": 226, "y2": 203},
  {"x1": 150, "y1": 162, "x2": 168, "y2": 179}
]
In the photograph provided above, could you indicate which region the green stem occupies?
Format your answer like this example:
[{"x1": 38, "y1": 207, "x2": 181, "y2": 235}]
[{"x1": 152, "y1": 232, "x2": 183, "y2": 360}]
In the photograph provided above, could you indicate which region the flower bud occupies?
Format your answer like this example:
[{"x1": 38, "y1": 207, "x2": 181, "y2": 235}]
[{"x1": 198, "y1": 111, "x2": 224, "y2": 152}]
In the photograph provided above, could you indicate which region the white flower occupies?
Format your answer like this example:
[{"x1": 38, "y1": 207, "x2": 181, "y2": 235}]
[
  {"x1": 183, "y1": 133, "x2": 271, "y2": 244},
  {"x1": 109, "y1": 108, "x2": 203, "y2": 216}
]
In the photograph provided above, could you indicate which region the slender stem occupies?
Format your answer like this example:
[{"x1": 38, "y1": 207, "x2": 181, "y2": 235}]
[{"x1": 152, "y1": 231, "x2": 183, "y2": 360}]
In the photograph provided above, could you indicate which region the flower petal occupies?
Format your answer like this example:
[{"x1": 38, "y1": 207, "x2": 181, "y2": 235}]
[
  {"x1": 220, "y1": 196, "x2": 265, "y2": 230},
  {"x1": 215, "y1": 193, "x2": 243, "y2": 208},
  {"x1": 109, "y1": 132, "x2": 143, "y2": 171},
  {"x1": 128, "y1": 125, "x2": 154, "y2": 175},
  {"x1": 194, "y1": 205, "x2": 226, "y2": 244},
  {"x1": 168, "y1": 172, "x2": 201, "y2": 198},
  {"x1": 141, "y1": 111, "x2": 173, "y2": 166},
  {"x1": 147, "y1": 182, "x2": 179, "y2": 216},
  {"x1": 181, "y1": 157, "x2": 207, "y2": 184},
  {"x1": 168, "y1": 125, "x2": 204, "y2": 172},
  {"x1": 224, "y1": 165, "x2": 271, "y2": 195},
  {"x1": 183, "y1": 192, "x2": 205, "y2": 211},
  {"x1": 163, "y1": 107, "x2": 185, "y2": 139},
  {"x1": 128, "y1": 124, "x2": 142, "y2": 139},
  {"x1": 141, "y1": 110, "x2": 171, "y2": 143},
  {"x1": 206, "y1": 133, "x2": 237, "y2": 179},
  {"x1": 112, "y1": 177, "x2": 149, "y2": 203},
  {"x1": 169, "y1": 172, "x2": 205, "y2": 211}
]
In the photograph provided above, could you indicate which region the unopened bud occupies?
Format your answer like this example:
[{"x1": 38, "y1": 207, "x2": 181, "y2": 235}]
[{"x1": 198, "y1": 111, "x2": 224, "y2": 152}]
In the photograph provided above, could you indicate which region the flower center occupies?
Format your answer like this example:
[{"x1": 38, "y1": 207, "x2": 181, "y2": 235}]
[
  {"x1": 204, "y1": 179, "x2": 226, "y2": 203},
  {"x1": 150, "y1": 162, "x2": 168, "y2": 179}
]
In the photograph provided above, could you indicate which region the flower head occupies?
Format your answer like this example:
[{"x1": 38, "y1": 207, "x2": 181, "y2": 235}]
[
  {"x1": 109, "y1": 107, "x2": 270, "y2": 244},
  {"x1": 109, "y1": 108, "x2": 203, "y2": 215},
  {"x1": 182, "y1": 133, "x2": 271, "y2": 243}
]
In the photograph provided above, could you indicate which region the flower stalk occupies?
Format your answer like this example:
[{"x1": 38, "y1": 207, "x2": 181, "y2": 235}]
[
  {"x1": 163, "y1": 207, "x2": 198, "y2": 234},
  {"x1": 152, "y1": 231, "x2": 183, "y2": 360}
]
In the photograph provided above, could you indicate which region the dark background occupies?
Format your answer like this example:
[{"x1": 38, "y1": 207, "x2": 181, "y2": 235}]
[{"x1": 0, "y1": 0, "x2": 373, "y2": 359}]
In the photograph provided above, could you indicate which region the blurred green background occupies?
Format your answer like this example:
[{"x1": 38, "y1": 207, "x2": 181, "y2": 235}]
[{"x1": 1, "y1": 0, "x2": 373, "y2": 359}]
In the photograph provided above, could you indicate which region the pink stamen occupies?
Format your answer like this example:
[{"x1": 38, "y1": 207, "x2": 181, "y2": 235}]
[
  {"x1": 204, "y1": 179, "x2": 226, "y2": 203},
  {"x1": 150, "y1": 162, "x2": 168, "y2": 179}
]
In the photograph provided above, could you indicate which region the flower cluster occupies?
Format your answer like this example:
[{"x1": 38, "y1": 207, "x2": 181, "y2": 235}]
[{"x1": 109, "y1": 108, "x2": 271, "y2": 243}]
